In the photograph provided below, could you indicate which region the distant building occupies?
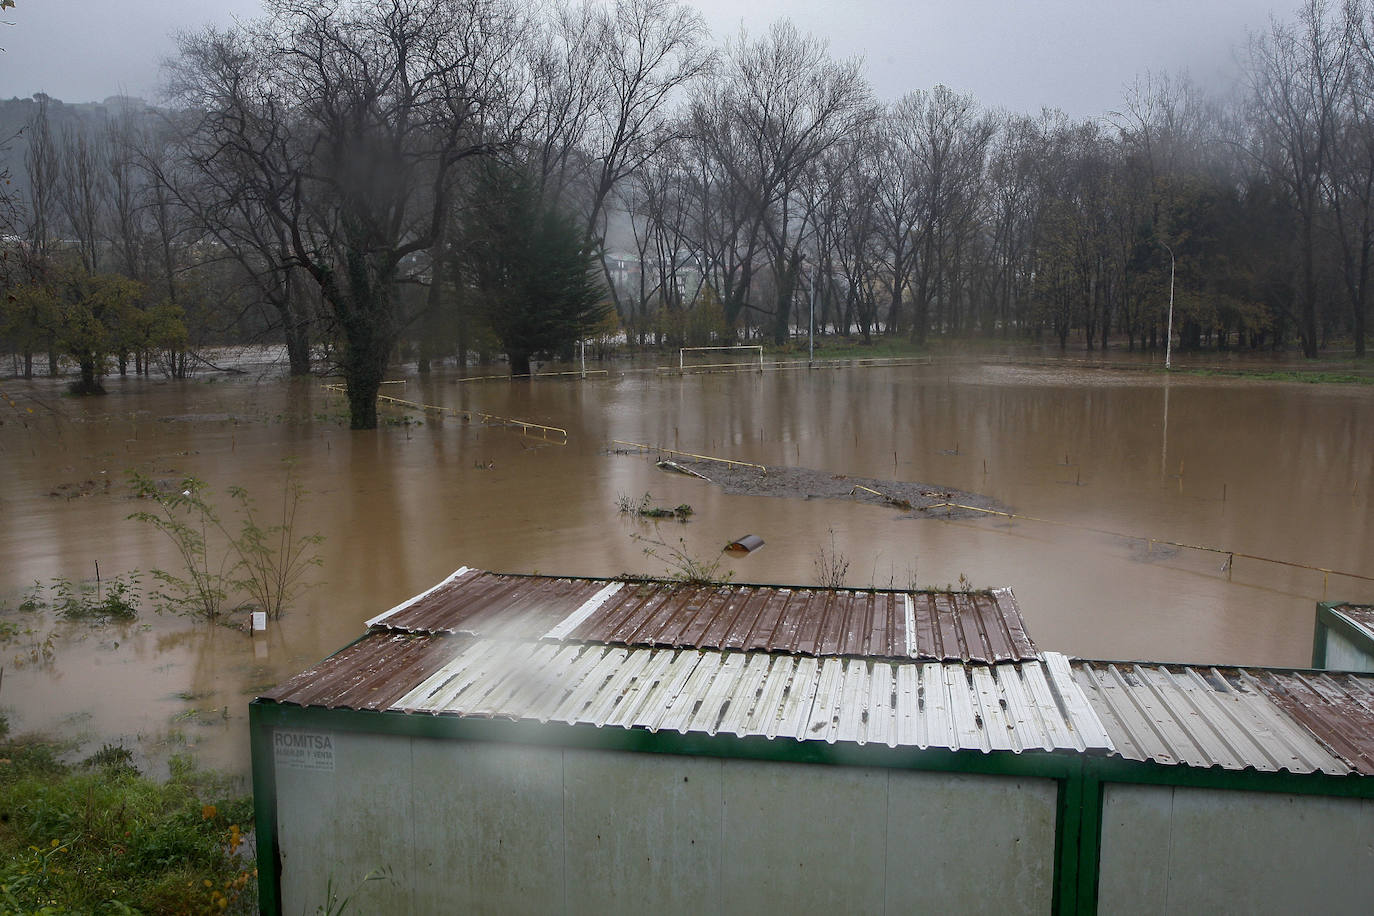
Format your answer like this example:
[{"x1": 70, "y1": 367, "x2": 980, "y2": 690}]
[
  {"x1": 252, "y1": 570, "x2": 1374, "y2": 914},
  {"x1": 602, "y1": 252, "x2": 641, "y2": 295}
]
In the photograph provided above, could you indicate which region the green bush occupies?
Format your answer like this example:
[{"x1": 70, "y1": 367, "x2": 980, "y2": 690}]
[
  {"x1": 127, "y1": 466, "x2": 323, "y2": 620},
  {"x1": 0, "y1": 738, "x2": 255, "y2": 914},
  {"x1": 48, "y1": 574, "x2": 140, "y2": 622}
]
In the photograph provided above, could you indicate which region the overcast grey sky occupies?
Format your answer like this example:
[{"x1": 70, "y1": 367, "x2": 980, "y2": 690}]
[{"x1": 3, "y1": 0, "x2": 1290, "y2": 117}]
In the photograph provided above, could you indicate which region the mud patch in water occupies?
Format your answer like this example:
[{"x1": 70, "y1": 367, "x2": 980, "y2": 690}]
[{"x1": 664, "y1": 458, "x2": 1004, "y2": 520}]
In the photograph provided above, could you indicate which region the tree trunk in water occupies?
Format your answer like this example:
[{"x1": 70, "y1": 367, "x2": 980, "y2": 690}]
[
  {"x1": 509, "y1": 350, "x2": 531, "y2": 377},
  {"x1": 284, "y1": 321, "x2": 312, "y2": 376},
  {"x1": 280, "y1": 271, "x2": 313, "y2": 376},
  {"x1": 73, "y1": 356, "x2": 105, "y2": 395},
  {"x1": 333, "y1": 254, "x2": 396, "y2": 430},
  {"x1": 345, "y1": 374, "x2": 379, "y2": 429}
]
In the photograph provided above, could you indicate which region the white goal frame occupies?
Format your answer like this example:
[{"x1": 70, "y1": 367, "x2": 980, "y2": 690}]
[{"x1": 679, "y1": 345, "x2": 764, "y2": 373}]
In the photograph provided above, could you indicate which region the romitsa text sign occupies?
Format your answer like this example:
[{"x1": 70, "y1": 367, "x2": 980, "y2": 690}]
[{"x1": 273, "y1": 729, "x2": 335, "y2": 772}]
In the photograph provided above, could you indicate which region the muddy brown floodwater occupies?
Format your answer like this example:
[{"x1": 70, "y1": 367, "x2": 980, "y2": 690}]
[{"x1": 0, "y1": 355, "x2": 1371, "y2": 778}]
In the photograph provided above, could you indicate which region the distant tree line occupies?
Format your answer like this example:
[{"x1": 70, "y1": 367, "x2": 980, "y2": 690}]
[{"x1": 1, "y1": 0, "x2": 1371, "y2": 426}]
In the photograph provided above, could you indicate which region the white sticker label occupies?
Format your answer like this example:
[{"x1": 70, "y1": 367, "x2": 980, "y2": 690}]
[{"x1": 273, "y1": 729, "x2": 335, "y2": 772}]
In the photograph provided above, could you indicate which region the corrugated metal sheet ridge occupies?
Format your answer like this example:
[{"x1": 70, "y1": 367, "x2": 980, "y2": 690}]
[
  {"x1": 1334, "y1": 604, "x2": 1374, "y2": 639},
  {"x1": 1071, "y1": 660, "x2": 1353, "y2": 775},
  {"x1": 317, "y1": 637, "x2": 1113, "y2": 754},
  {"x1": 608, "y1": 583, "x2": 1041, "y2": 663},
  {"x1": 373, "y1": 573, "x2": 601, "y2": 637},
  {"x1": 1254, "y1": 670, "x2": 1374, "y2": 774},
  {"x1": 376, "y1": 572, "x2": 1039, "y2": 663}
]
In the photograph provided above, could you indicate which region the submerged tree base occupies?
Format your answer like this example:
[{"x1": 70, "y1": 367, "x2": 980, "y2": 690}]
[{"x1": 67, "y1": 378, "x2": 107, "y2": 396}]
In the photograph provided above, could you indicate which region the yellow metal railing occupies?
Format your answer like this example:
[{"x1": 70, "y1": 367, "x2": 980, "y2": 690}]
[
  {"x1": 323, "y1": 385, "x2": 568, "y2": 443},
  {"x1": 613, "y1": 440, "x2": 766, "y2": 474}
]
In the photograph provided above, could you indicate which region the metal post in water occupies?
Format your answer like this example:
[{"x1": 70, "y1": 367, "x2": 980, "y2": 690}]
[
  {"x1": 809, "y1": 266, "x2": 816, "y2": 366},
  {"x1": 1160, "y1": 240, "x2": 1176, "y2": 370}
]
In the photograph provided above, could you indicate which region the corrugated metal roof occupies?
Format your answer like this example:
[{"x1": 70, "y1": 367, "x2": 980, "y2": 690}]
[
  {"x1": 1252, "y1": 669, "x2": 1374, "y2": 774},
  {"x1": 366, "y1": 569, "x2": 604, "y2": 639},
  {"x1": 1331, "y1": 604, "x2": 1374, "y2": 639},
  {"x1": 264, "y1": 569, "x2": 1374, "y2": 776},
  {"x1": 259, "y1": 632, "x2": 459, "y2": 711},
  {"x1": 369, "y1": 569, "x2": 1038, "y2": 664},
  {"x1": 1071, "y1": 661, "x2": 1354, "y2": 775},
  {"x1": 262, "y1": 636, "x2": 1110, "y2": 755}
]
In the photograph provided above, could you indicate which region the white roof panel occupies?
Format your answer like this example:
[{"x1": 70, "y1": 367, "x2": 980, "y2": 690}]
[{"x1": 389, "y1": 638, "x2": 1112, "y2": 754}]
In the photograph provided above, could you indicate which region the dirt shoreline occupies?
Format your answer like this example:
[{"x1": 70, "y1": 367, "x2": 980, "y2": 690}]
[{"x1": 654, "y1": 456, "x2": 1005, "y2": 520}]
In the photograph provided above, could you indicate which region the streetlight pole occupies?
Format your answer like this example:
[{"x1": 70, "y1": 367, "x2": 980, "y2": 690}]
[
  {"x1": 1160, "y1": 240, "x2": 1175, "y2": 370},
  {"x1": 809, "y1": 264, "x2": 816, "y2": 366}
]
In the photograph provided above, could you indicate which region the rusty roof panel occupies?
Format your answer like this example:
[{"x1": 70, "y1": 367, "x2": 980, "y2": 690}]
[
  {"x1": 1332, "y1": 604, "x2": 1374, "y2": 639},
  {"x1": 559, "y1": 583, "x2": 1036, "y2": 663},
  {"x1": 367, "y1": 570, "x2": 1038, "y2": 663},
  {"x1": 370, "y1": 570, "x2": 603, "y2": 639},
  {"x1": 262, "y1": 635, "x2": 1110, "y2": 755},
  {"x1": 259, "y1": 632, "x2": 459, "y2": 711},
  {"x1": 1252, "y1": 670, "x2": 1374, "y2": 774},
  {"x1": 1071, "y1": 661, "x2": 1354, "y2": 775}
]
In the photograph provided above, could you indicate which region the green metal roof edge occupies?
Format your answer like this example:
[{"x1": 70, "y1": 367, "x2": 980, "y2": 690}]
[
  {"x1": 250, "y1": 698, "x2": 1374, "y2": 795},
  {"x1": 249, "y1": 697, "x2": 1079, "y2": 777},
  {"x1": 1314, "y1": 601, "x2": 1374, "y2": 668}
]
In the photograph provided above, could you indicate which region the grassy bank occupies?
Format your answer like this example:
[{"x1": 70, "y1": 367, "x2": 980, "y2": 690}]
[
  {"x1": 0, "y1": 729, "x2": 254, "y2": 914},
  {"x1": 767, "y1": 336, "x2": 930, "y2": 360},
  {"x1": 1179, "y1": 367, "x2": 1374, "y2": 384}
]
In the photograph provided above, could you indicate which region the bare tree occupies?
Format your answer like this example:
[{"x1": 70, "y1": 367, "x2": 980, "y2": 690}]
[
  {"x1": 694, "y1": 22, "x2": 873, "y2": 344},
  {"x1": 518, "y1": 0, "x2": 708, "y2": 328},
  {"x1": 887, "y1": 86, "x2": 994, "y2": 344},
  {"x1": 169, "y1": 0, "x2": 520, "y2": 427},
  {"x1": 1245, "y1": 0, "x2": 1353, "y2": 357},
  {"x1": 583, "y1": 0, "x2": 709, "y2": 235},
  {"x1": 14, "y1": 94, "x2": 60, "y2": 375},
  {"x1": 56, "y1": 121, "x2": 109, "y2": 275}
]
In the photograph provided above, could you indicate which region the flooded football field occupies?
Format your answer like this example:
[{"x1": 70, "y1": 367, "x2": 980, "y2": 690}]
[{"x1": 1, "y1": 355, "x2": 1370, "y2": 776}]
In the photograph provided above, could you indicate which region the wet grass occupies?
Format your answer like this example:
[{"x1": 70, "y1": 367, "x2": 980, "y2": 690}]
[
  {"x1": 1179, "y1": 367, "x2": 1374, "y2": 385},
  {"x1": 0, "y1": 730, "x2": 256, "y2": 914},
  {"x1": 767, "y1": 336, "x2": 929, "y2": 361},
  {"x1": 616, "y1": 491, "x2": 694, "y2": 521}
]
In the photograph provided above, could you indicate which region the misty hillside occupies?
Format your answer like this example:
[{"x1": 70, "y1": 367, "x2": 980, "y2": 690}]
[{"x1": 1, "y1": 94, "x2": 162, "y2": 202}]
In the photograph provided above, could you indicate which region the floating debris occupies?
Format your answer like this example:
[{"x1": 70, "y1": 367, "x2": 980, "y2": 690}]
[
  {"x1": 726, "y1": 534, "x2": 765, "y2": 553},
  {"x1": 656, "y1": 459, "x2": 711, "y2": 481}
]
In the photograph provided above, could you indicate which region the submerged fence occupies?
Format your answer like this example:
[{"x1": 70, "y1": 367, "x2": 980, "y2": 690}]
[
  {"x1": 915, "y1": 501, "x2": 1374, "y2": 597},
  {"x1": 323, "y1": 384, "x2": 568, "y2": 443}
]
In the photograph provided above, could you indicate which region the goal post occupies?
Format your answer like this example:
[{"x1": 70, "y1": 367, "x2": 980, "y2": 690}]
[{"x1": 678, "y1": 345, "x2": 764, "y2": 373}]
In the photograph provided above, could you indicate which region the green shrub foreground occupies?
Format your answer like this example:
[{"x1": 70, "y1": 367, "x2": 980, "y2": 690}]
[{"x1": 0, "y1": 734, "x2": 255, "y2": 914}]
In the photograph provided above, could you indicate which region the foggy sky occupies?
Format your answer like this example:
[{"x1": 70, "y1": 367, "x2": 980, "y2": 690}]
[{"x1": 3, "y1": 0, "x2": 1288, "y2": 117}]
